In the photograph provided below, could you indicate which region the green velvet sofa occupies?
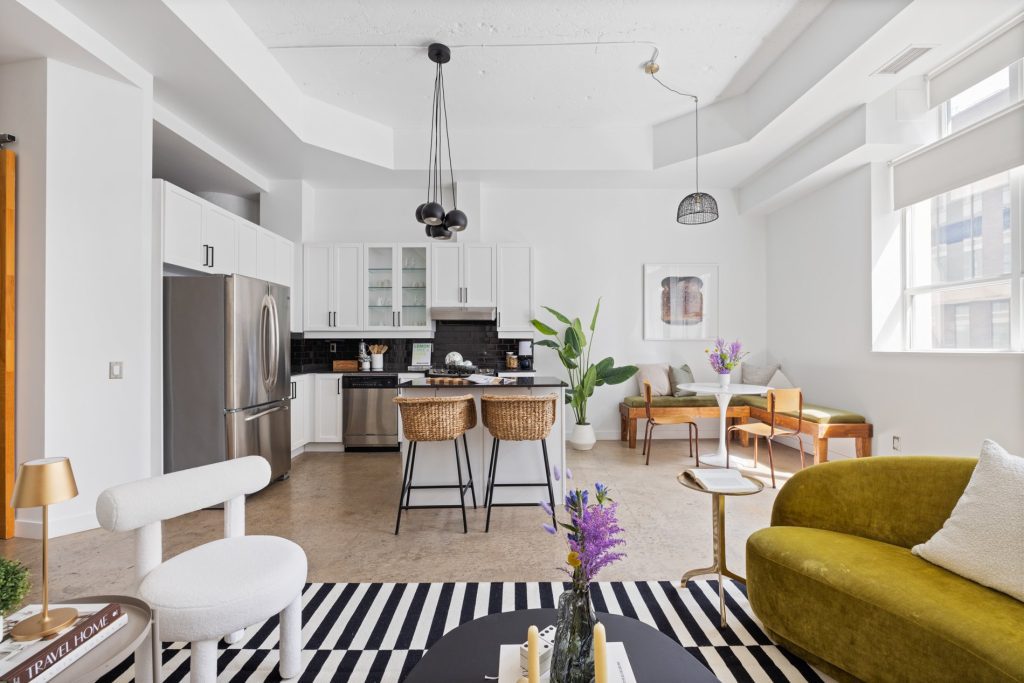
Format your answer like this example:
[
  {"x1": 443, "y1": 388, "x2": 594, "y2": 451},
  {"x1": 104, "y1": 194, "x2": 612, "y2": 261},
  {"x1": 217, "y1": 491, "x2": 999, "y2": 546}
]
[{"x1": 746, "y1": 456, "x2": 1024, "y2": 683}]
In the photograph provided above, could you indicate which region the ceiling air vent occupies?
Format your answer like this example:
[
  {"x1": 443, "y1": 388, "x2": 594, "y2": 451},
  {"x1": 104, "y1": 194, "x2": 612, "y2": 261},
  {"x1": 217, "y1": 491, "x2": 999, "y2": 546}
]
[{"x1": 874, "y1": 46, "x2": 933, "y2": 75}]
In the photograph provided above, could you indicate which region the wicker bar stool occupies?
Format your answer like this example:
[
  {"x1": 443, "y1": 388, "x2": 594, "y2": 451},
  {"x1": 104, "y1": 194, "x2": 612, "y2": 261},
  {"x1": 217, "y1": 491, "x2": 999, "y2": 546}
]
[
  {"x1": 394, "y1": 395, "x2": 478, "y2": 534},
  {"x1": 481, "y1": 394, "x2": 558, "y2": 533}
]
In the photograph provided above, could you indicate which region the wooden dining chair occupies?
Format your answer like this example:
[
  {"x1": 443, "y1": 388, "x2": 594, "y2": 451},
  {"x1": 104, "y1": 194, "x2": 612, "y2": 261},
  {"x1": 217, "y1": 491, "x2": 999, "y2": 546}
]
[
  {"x1": 726, "y1": 388, "x2": 805, "y2": 488},
  {"x1": 641, "y1": 380, "x2": 699, "y2": 466}
]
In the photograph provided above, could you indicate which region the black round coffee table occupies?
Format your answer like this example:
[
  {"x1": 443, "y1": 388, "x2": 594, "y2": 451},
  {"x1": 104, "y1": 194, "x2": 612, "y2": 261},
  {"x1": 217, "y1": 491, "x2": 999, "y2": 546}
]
[{"x1": 405, "y1": 608, "x2": 718, "y2": 682}]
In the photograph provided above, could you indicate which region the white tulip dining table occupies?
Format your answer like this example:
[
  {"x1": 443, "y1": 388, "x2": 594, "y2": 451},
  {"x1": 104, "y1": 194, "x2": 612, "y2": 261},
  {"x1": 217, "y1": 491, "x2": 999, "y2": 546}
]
[{"x1": 676, "y1": 382, "x2": 771, "y2": 468}]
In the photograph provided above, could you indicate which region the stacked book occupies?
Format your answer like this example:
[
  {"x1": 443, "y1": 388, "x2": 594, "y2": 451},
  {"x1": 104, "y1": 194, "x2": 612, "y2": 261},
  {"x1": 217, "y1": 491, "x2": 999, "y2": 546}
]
[{"x1": 0, "y1": 603, "x2": 127, "y2": 683}]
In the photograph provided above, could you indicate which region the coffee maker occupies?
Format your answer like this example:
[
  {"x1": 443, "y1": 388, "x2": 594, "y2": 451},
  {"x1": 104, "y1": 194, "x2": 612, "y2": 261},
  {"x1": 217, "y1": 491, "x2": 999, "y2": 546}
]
[{"x1": 518, "y1": 340, "x2": 534, "y2": 370}]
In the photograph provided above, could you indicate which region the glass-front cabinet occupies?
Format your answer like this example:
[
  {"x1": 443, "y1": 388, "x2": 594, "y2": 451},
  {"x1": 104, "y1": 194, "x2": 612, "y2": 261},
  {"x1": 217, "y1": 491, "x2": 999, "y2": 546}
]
[{"x1": 364, "y1": 244, "x2": 430, "y2": 331}]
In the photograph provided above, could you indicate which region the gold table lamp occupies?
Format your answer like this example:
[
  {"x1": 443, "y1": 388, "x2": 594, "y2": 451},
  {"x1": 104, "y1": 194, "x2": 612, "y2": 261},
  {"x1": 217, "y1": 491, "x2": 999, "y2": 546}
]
[{"x1": 10, "y1": 457, "x2": 79, "y2": 640}]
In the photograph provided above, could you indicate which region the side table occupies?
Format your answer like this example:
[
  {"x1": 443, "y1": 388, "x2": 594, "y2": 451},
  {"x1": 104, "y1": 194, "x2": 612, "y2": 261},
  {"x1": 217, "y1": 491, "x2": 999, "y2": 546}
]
[
  {"x1": 677, "y1": 472, "x2": 764, "y2": 627},
  {"x1": 8, "y1": 595, "x2": 159, "y2": 683}
]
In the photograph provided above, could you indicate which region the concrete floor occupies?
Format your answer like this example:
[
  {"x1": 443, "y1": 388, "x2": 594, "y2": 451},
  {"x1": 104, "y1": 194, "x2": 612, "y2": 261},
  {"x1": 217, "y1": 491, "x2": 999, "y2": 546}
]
[{"x1": 0, "y1": 437, "x2": 809, "y2": 602}]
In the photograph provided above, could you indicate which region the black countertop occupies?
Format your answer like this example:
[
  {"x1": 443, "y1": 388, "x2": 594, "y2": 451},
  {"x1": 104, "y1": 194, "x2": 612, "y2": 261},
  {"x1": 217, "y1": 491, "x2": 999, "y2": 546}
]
[
  {"x1": 292, "y1": 365, "x2": 540, "y2": 377},
  {"x1": 400, "y1": 376, "x2": 566, "y2": 388}
]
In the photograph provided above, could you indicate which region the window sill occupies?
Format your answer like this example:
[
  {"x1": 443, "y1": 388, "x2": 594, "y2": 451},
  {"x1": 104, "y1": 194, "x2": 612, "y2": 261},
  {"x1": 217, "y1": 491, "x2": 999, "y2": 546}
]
[{"x1": 872, "y1": 348, "x2": 1024, "y2": 356}]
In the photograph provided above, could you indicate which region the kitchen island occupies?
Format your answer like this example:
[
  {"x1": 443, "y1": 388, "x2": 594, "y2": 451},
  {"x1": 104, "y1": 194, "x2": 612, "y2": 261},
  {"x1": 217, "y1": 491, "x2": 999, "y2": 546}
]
[{"x1": 397, "y1": 376, "x2": 568, "y2": 508}]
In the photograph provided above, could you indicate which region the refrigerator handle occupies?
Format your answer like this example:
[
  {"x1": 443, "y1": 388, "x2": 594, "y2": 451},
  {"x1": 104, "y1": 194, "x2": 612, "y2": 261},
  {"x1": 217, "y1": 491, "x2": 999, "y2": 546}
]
[{"x1": 244, "y1": 404, "x2": 286, "y2": 422}]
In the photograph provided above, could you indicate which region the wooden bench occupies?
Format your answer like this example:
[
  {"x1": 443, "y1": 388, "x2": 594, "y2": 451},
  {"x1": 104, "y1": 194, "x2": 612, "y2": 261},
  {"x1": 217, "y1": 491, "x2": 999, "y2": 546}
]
[{"x1": 618, "y1": 398, "x2": 872, "y2": 464}]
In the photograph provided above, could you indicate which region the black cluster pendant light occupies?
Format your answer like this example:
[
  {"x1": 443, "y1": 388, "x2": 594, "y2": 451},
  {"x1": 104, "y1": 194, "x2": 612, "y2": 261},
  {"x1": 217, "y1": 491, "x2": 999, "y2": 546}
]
[{"x1": 415, "y1": 43, "x2": 467, "y2": 240}]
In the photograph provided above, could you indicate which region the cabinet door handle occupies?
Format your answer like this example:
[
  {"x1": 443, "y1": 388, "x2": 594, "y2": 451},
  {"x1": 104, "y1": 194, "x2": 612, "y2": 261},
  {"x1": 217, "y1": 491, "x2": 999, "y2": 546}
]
[
  {"x1": 337, "y1": 379, "x2": 341, "y2": 395},
  {"x1": 331, "y1": 311, "x2": 335, "y2": 327},
  {"x1": 290, "y1": 381, "x2": 296, "y2": 399},
  {"x1": 497, "y1": 311, "x2": 501, "y2": 327},
  {"x1": 202, "y1": 244, "x2": 209, "y2": 267},
  {"x1": 398, "y1": 311, "x2": 401, "y2": 327},
  {"x1": 210, "y1": 245, "x2": 215, "y2": 268}
]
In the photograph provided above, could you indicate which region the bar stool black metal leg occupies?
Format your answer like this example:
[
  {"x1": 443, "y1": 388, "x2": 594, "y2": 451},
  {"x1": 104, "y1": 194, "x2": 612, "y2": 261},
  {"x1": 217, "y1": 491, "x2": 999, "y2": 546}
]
[
  {"x1": 462, "y1": 432, "x2": 477, "y2": 509},
  {"x1": 453, "y1": 439, "x2": 468, "y2": 533},
  {"x1": 405, "y1": 442, "x2": 418, "y2": 510},
  {"x1": 540, "y1": 438, "x2": 557, "y2": 527},
  {"x1": 395, "y1": 441, "x2": 415, "y2": 535},
  {"x1": 485, "y1": 440, "x2": 500, "y2": 532},
  {"x1": 484, "y1": 438, "x2": 498, "y2": 508}
]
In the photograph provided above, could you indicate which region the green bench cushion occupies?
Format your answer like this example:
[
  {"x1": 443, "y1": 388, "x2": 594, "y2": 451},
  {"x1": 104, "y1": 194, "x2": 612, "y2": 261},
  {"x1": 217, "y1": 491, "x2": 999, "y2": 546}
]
[
  {"x1": 622, "y1": 395, "x2": 720, "y2": 408},
  {"x1": 736, "y1": 396, "x2": 865, "y2": 424}
]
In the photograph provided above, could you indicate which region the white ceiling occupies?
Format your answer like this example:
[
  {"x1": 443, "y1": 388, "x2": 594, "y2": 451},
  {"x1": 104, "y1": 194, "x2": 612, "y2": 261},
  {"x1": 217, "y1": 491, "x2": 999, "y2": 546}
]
[{"x1": 227, "y1": 0, "x2": 804, "y2": 129}]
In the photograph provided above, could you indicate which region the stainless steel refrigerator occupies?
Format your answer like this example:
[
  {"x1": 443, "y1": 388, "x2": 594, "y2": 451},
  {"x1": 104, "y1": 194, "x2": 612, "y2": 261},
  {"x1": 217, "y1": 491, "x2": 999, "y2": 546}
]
[{"x1": 164, "y1": 274, "x2": 291, "y2": 482}]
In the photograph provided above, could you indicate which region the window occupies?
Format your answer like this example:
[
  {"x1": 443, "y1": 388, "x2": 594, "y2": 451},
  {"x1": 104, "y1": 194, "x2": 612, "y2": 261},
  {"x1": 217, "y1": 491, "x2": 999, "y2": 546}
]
[
  {"x1": 903, "y1": 168, "x2": 1022, "y2": 351},
  {"x1": 941, "y1": 59, "x2": 1022, "y2": 136}
]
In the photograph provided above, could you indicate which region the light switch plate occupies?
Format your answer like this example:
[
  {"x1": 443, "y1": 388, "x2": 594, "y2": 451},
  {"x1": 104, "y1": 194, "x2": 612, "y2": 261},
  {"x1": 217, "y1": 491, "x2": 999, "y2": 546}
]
[{"x1": 109, "y1": 361, "x2": 123, "y2": 379}]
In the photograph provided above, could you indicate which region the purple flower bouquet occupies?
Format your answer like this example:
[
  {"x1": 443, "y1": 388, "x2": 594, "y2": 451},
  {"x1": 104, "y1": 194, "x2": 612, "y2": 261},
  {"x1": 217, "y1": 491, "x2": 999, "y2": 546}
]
[{"x1": 540, "y1": 469, "x2": 626, "y2": 683}]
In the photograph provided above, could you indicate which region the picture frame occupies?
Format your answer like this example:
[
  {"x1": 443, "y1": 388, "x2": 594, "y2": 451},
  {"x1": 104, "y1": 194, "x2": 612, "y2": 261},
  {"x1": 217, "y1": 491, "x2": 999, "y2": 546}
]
[{"x1": 643, "y1": 264, "x2": 718, "y2": 341}]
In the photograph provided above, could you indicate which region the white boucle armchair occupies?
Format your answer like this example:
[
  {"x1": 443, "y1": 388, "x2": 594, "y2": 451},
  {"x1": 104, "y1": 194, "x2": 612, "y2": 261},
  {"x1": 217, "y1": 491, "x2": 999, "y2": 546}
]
[{"x1": 96, "y1": 456, "x2": 306, "y2": 683}]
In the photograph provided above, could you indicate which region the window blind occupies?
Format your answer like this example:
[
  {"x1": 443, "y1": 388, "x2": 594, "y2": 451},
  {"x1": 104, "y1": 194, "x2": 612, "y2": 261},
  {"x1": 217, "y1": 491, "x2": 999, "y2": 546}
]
[
  {"x1": 927, "y1": 17, "x2": 1024, "y2": 108},
  {"x1": 891, "y1": 101, "x2": 1024, "y2": 209}
]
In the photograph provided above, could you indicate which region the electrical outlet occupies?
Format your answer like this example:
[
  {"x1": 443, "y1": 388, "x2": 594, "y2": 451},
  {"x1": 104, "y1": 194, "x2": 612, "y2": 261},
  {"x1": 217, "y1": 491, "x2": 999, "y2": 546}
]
[
  {"x1": 109, "y1": 361, "x2": 123, "y2": 379},
  {"x1": 892, "y1": 435, "x2": 901, "y2": 452},
  {"x1": 330, "y1": 343, "x2": 337, "y2": 353}
]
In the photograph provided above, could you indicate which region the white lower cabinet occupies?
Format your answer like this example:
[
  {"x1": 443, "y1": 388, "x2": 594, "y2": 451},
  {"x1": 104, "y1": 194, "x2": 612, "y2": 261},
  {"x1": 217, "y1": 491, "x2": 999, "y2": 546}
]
[
  {"x1": 290, "y1": 375, "x2": 313, "y2": 452},
  {"x1": 314, "y1": 374, "x2": 344, "y2": 442}
]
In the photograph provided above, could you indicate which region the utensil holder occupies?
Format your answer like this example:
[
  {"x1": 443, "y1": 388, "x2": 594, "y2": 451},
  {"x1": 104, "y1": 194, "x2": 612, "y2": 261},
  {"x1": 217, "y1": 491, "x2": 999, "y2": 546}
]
[{"x1": 371, "y1": 353, "x2": 384, "y2": 371}]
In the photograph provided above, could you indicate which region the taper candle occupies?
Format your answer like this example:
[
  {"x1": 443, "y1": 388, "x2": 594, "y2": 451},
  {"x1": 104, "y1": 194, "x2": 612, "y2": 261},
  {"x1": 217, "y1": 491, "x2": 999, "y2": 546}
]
[
  {"x1": 527, "y1": 625, "x2": 540, "y2": 682},
  {"x1": 593, "y1": 622, "x2": 608, "y2": 683}
]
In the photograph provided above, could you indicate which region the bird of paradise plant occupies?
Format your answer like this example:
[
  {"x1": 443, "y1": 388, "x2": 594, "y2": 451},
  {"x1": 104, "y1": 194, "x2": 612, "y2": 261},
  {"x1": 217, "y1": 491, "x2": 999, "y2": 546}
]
[{"x1": 531, "y1": 299, "x2": 638, "y2": 426}]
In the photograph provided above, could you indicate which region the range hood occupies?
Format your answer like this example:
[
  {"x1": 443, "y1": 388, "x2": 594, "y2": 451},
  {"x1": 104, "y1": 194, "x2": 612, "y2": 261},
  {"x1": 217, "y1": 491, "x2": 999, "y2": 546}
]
[{"x1": 430, "y1": 306, "x2": 496, "y2": 322}]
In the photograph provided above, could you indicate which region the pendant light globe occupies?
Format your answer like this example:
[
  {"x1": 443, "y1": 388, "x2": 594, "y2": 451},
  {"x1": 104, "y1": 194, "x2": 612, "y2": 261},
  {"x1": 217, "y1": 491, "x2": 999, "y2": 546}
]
[
  {"x1": 421, "y1": 202, "x2": 445, "y2": 226},
  {"x1": 444, "y1": 209, "x2": 468, "y2": 232},
  {"x1": 429, "y1": 224, "x2": 453, "y2": 240},
  {"x1": 415, "y1": 203, "x2": 427, "y2": 224}
]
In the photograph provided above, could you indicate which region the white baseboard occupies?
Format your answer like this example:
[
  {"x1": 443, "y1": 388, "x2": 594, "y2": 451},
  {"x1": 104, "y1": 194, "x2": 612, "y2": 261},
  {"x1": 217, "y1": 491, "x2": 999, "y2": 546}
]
[
  {"x1": 597, "y1": 427, "x2": 858, "y2": 460},
  {"x1": 304, "y1": 443, "x2": 345, "y2": 452},
  {"x1": 16, "y1": 511, "x2": 99, "y2": 539}
]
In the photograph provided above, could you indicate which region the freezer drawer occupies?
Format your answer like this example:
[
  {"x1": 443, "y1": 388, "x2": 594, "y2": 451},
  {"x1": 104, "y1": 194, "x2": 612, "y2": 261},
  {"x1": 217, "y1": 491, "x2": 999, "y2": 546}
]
[{"x1": 227, "y1": 400, "x2": 291, "y2": 480}]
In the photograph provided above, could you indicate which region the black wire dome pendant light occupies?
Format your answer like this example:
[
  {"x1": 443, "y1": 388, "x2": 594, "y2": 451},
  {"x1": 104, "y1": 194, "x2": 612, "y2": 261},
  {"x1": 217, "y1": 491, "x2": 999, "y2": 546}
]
[
  {"x1": 646, "y1": 57, "x2": 719, "y2": 225},
  {"x1": 676, "y1": 95, "x2": 718, "y2": 225},
  {"x1": 414, "y1": 43, "x2": 467, "y2": 240}
]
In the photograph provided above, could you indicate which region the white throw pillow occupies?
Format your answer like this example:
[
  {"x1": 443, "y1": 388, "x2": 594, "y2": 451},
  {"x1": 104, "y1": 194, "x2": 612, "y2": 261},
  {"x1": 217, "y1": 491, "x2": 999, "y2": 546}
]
[
  {"x1": 741, "y1": 362, "x2": 778, "y2": 386},
  {"x1": 767, "y1": 368, "x2": 793, "y2": 389},
  {"x1": 635, "y1": 363, "x2": 671, "y2": 397},
  {"x1": 912, "y1": 440, "x2": 1024, "y2": 602}
]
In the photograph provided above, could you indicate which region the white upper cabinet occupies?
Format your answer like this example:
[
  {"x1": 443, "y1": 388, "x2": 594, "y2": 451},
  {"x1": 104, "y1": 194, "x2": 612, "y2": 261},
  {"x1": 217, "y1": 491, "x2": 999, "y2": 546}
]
[
  {"x1": 155, "y1": 180, "x2": 296, "y2": 287},
  {"x1": 365, "y1": 244, "x2": 431, "y2": 331},
  {"x1": 430, "y1": 243, "x2": 463, "y2": 306},
  {"x1": 304, "y1": 244, "x2": 363, "y2": 332},
  {"x1": 430, "y1": 243, "x2": 496, "y2": 308},
  {"x1": 236, "y1": 221, "x2": 259, "y2": 278},
  {"x1": 464, "y1": 243, "x2": 496, "y2": 307},
  {"x1": 203, "y1": 204, "x2": 238, "y2": 275},
  {"x1": 497, "y1": 244, "x2": 534, "y2": 332},
  {"x1": 158, "y1": 180, "x2": 204, "y2": 271},
  {"x1": 303, "y1": 244, "x2": 334, "y2": 331}
]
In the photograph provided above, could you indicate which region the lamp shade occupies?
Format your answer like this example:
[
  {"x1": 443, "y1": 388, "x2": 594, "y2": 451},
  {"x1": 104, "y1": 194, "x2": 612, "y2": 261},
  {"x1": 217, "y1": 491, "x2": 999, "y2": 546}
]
[
  {"x1": 429, "y1": 224, "x2": 453, "y2": 240},
  {"x1": 11, "y1": 457, "x2": 78, "y2": 508},
  {"x1": 444, "y1": 209, "x2": 468, "y2": 232},
  {"x1": 414, "y1": 203, "x2": 427, "y2": 224},
  {"x1": 421, "y1": 202, "x2": 445, "y2": 226},
  {"x1": 677, "y1": 192, "x2": 719, "y2": 225}
]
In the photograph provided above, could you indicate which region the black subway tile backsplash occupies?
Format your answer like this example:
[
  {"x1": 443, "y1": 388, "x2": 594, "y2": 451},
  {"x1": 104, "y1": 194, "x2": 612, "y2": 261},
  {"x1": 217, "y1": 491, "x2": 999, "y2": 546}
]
[{"x1": 291, "y1": 321, "x2": 529, "y2": 372}]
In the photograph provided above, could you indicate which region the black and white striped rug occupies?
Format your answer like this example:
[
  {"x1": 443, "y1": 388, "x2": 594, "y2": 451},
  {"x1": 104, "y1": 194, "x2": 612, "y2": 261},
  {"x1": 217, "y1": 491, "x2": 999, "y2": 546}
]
[{"x1": 101, "y1": 580, "x2": 828, "y2": 683}]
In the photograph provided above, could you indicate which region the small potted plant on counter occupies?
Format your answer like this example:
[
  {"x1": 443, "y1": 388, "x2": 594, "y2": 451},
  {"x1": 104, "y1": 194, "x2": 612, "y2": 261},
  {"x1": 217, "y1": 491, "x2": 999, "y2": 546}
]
[{"x1": 531, "y1": 299, "x2": 637, "y2": 451}]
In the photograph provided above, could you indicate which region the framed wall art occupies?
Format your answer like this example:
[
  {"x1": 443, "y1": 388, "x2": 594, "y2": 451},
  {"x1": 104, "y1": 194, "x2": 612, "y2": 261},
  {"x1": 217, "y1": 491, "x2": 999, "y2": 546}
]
[{"x1": 643, "y1": 263, "x2": 718, "y2": 341}]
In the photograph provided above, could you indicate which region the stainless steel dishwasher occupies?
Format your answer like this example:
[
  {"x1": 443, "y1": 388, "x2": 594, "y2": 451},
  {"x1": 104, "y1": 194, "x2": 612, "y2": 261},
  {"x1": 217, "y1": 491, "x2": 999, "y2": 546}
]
[{"x1": 342, "y1": 374, "x2": 399, "y2": 451}]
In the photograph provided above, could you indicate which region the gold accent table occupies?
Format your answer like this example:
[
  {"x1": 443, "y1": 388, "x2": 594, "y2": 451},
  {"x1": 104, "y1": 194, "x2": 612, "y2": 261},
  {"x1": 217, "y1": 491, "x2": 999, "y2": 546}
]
[{"x1": 677, "y1": 472, "x2": 765, "y2": 627}]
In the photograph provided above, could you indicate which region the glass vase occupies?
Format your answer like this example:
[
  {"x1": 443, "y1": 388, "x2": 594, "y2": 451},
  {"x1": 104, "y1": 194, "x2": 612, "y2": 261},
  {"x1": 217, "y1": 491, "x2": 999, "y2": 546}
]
[{"x1": 550, "y1": 585, "x2": 596, "y2": 683}]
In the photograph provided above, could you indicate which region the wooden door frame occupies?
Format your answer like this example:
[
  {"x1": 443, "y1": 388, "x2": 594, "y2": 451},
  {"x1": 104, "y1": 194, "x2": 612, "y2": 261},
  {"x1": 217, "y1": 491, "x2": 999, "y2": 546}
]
[{"x1": 1, "y1": 148, "x2": 14, "y2": 538}]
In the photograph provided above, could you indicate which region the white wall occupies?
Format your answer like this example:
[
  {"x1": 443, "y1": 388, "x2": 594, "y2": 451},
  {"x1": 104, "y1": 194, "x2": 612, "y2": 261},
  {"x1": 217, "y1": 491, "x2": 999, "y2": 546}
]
[
  {"x1": 765, "y1": 165, "x2": 1024, "y2": 457},
  {"x1": 8, "y1": 59, "x2": 155, "y2": 537},
  {"x1": 0, "y1": 61, "x2": 48, "y2": 478},
  {"x1": 312, "y1": 186, "x2": 768, "y2": 439}
]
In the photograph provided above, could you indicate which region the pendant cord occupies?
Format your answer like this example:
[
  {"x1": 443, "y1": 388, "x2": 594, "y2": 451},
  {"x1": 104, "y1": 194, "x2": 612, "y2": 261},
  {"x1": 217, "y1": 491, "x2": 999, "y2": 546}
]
[
  {"x1": 426, "y1": 64, "x2": 439, "y2": 203},
  {"x1": 648, "y1": 71, "x2": 701, "y2": 195},
  {"x1": 436, "y1": 62, "x2": 444, "y2": 208},
  {"x1": 441, "y1": 64, "x2": 457, "y2": 208}
]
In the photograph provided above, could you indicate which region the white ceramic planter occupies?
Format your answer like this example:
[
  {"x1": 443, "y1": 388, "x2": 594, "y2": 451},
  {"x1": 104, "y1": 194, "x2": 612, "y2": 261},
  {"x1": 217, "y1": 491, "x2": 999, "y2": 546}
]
[{"x1": 569, "y1": 423, "x2": 597, "y2": 451}]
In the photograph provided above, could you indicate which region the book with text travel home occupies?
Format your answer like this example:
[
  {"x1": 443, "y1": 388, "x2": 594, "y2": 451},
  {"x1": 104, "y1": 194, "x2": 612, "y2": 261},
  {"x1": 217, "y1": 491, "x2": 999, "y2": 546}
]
[{"x1": 683, "y1": 468, "x2": 759, "y2": 493}]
